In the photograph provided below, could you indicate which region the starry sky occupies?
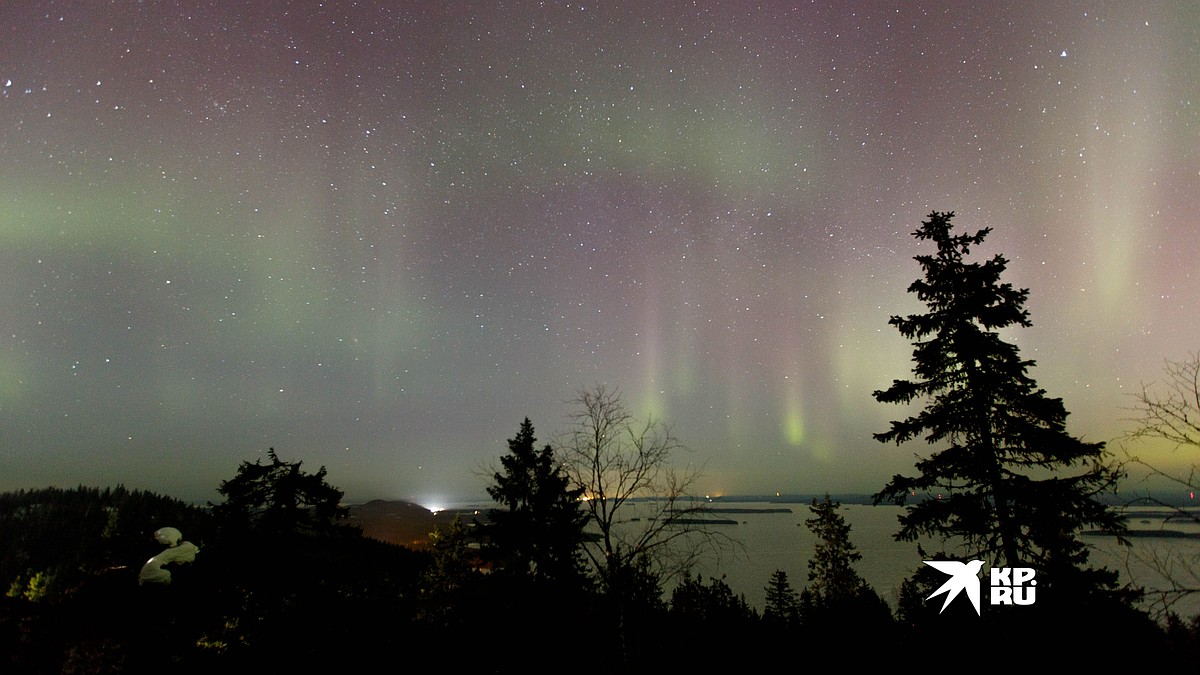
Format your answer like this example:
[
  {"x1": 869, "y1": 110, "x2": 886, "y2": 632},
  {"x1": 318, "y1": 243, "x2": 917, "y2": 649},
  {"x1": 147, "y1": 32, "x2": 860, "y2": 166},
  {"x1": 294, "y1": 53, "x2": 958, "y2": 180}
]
[{"x1": 1, "y1": 1, "x2": 1197, "y2": 506}]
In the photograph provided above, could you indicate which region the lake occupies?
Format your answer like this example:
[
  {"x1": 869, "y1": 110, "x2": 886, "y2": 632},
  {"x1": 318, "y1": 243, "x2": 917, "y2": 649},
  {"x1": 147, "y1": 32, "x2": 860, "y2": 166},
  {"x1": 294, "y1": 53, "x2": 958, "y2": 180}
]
[
  {"x1": 452, "y1": 497, "x2": 1200, "y2": 619},
  {"x1": 664, "y1": 501, "x2": 1200, "y2": 619}
]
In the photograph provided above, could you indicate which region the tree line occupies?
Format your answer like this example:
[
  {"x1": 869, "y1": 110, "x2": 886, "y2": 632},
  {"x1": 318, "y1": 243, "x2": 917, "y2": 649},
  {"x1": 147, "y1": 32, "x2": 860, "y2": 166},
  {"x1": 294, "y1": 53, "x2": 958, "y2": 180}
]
[{"x1": 2, "y1": 211, "x2": 1199, "y2": 672}]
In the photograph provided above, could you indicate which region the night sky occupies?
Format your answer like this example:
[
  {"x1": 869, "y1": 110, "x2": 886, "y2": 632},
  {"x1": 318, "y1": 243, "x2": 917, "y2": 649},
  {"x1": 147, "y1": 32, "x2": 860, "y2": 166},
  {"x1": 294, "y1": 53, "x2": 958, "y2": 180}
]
[{"x1": 2, "y1": 2, "x2": 1197, "y2": 506}]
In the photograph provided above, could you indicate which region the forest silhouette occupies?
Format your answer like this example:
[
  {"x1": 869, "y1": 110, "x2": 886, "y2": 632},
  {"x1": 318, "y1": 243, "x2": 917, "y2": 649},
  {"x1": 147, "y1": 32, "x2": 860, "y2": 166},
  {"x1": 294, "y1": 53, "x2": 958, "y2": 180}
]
[
  {"x1": 4, "y1": 213, "x2": 1198, "y2": 672},
  {"x1": 1, "y1": 479, "x2": 1196, "y2": 673}
]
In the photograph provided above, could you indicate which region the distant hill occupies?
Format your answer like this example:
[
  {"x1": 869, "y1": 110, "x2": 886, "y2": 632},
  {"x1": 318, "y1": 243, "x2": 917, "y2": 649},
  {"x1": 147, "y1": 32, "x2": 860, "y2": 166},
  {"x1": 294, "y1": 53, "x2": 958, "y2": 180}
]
[{"x1": 346, "y1": 500, "x2": 481, "y2": 548}]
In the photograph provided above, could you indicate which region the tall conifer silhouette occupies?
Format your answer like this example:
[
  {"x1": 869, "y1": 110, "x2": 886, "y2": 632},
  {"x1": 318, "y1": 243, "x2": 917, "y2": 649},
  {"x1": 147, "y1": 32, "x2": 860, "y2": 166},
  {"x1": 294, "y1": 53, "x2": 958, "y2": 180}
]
[{"x1": 874, "y1": 211, "x2": 1124, "y2": 590}]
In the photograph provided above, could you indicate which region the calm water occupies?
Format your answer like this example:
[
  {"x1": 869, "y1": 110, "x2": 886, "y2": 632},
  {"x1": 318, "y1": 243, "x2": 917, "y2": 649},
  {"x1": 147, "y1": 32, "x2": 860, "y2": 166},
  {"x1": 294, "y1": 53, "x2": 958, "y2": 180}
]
[
  {"x1": 671, "y1": 502, "x2": 1200, "y2": 619},
  {"x1": 683, "y1": 502, "x2": 927, "y2": 611},
  {"x1": 455, "y1": 498, "x2": 1200, "y2": 618}
]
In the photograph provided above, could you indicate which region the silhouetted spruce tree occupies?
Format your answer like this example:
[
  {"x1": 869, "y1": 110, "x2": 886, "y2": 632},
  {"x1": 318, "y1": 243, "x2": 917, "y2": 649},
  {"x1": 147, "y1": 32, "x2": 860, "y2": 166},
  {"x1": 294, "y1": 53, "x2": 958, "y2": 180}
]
[
  {"x1": 203, "y1": 450, "x2": 405, "y2": 671},
  {"x1": 799, "y1": 495, "x2": 892, "y2": 637},
  {"x1": 667, "y1": 574, "x2": 759, "y2": 668},
  {"x1": 424, "y1": 515, "x2": 477, "y2": 595},
  {"x1": 486, "y1": 418, "x2": 589, "y2": 587},
  {"x1": 669, "y1": 573, "x2": 757, "y2": 625},
  {"x1": 418, "y1": 515, "x2": 484, "y2": 629},
  {"x1": 873, "y1": 211, "x2": 1127, "y2": 599},
  {"x1": 803, "y1": 496, "x2": 870, "y2": 600},
  {"x1": 762, "y1": 569, "x2": 801, "y2": 629},
  {"x1": 210, "y1": 448, "x2": 352, "y2": 539},
  {"x1": 483, "y1": 419, "x2": 594, "y2": 670}
]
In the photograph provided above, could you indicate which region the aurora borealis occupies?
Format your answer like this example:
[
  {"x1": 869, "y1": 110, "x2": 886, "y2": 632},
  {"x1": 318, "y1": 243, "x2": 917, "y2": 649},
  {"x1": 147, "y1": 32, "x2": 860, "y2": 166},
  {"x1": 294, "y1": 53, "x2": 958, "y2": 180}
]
[{"x1": 1, "y1": 2, "x2": 1197, "y2": 505}]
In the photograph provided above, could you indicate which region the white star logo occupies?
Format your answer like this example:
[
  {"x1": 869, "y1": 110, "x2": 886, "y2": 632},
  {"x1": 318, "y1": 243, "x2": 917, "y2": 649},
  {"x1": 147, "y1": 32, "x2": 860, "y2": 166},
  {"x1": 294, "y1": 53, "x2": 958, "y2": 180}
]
[{"x1": 924, "y1": 559, "x2": 985, "y2": 615}]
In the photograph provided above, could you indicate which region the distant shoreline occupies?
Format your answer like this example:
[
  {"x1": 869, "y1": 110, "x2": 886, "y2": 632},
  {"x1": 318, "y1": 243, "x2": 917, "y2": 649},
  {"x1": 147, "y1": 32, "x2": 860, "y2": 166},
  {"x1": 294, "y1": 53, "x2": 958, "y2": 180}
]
[
  {"x1": 343, "y1": 492, "x2": 1200, "y2": 510},
  {"x1": 705, "y1": 507, "x2": 793, "y2": 514},
  {"x1": 1084, "y1": 529, "x2": 1200, "y2": 539}
]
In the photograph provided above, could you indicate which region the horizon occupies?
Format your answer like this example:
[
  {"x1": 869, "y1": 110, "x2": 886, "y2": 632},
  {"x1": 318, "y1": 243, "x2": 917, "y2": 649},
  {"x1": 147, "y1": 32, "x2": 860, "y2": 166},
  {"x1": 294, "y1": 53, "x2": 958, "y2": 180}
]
[{"x1": 10, "y1": 481, "x2": 1196, "y2": 513}]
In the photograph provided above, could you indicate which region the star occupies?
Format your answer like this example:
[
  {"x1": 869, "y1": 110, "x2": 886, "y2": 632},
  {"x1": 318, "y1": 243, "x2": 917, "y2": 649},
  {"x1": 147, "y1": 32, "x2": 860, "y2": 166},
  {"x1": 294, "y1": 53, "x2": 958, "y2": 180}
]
[{"x1": 0, "y1": 0, "x2": 1194, "y2": 513}]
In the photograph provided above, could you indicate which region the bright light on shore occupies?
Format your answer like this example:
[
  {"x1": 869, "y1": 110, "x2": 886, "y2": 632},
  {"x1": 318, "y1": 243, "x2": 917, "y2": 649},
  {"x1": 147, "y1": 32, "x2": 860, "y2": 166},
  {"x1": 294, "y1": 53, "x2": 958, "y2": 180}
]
[{"x1": 418, "y1": 500, "x2": 445, "y2": 513}]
